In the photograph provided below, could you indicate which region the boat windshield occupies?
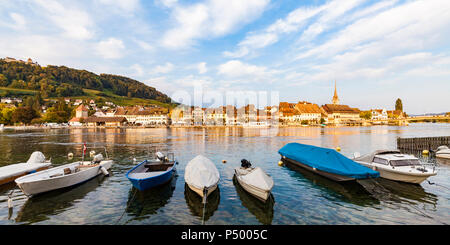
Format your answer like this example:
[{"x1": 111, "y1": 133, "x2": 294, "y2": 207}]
[{"x1": 390, "y1": 159, "x2": 421, "y2": 167}]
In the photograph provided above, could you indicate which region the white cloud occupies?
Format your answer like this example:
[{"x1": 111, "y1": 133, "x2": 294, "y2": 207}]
[
  {"x1": 130, "y1": 64, "x2": 144, "y2": 77},
  {"x1": 218, "y1": 60, "x2": 270, "y2": 78},
  {"x1": 97, "y1": 0, "x2": 140, "y2": 13},
  {"x1": 32, "y1": 0, "x2": 94, "y2": 40},
  {"x1": 151, "y1": 62, "x2": 174, "y2": 74},
  {"x1": 96, "y1": 38, "x2": 125, "y2": 59},
  {"x1": 162, "y1": 0, "x2": 270, "y2": 49},
  {"x1": 9, "y1": 13, "x2": 26, "y2": 30},
  {"x1": 197, "y1": 62, "x2": 207, "y2": 74}
]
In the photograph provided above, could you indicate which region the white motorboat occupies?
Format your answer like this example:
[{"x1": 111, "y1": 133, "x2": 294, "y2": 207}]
[
  {"x1": 0, "y1": 151, "x2": 51, "y2": 185},
  {"x1": 436, "y1": 145, "x2": 450, "y2": 160},
  {"x1": 234, "y1": 160, "x2": 274, "y2": 202},
  {"x1": 184, "y1": 155, "x2": 220, "y2": 203},
  {"x1": 354, "y1": 150, "x2": 436, "y2": 184},
  {"x1": 15, "y1": 152, "x2": 113, "y2": 196}
]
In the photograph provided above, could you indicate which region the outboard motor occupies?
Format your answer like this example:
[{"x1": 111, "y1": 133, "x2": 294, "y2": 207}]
[
  {"x1": 241, "y1": 159, "x2": 252, "y2": 168},
  {"x1": 156, "y1": 152, "x2": 166, "y2": 162},
  {"x1": 92, "y1": 153, "x2": 104, "y2": 164}
]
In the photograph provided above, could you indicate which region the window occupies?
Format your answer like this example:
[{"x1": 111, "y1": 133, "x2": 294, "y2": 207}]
[
  {"x1": 390, "y1": 159, "x2": 421, "y2": 167},
  {"x1": 373, "y1": 157, "x2": 388, "y2": 165}
]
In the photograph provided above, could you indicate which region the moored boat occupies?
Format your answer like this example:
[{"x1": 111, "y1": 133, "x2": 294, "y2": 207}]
[
  {"x1": 0, "y1": 152, "x2": 51, "y2": 186},
  {"x1": 126, "y1": 152, "x2": 177, "y2": 191},
  {"x1": 278, "y1": 143, "x2": 379, "y2": 182},
  {"x1": 184, "y1": 155, "x2": 220, "y2": 203},
  {"x1": 354, "y1": 150, "x2": 437, "y2": 184},
  {"x1": 15, "y1": 148, "x2": 113, "y2": 196},
  {"x1": 234, "y1": 159, "x2": 274, "y2": 202},
  {"x1": 436, "y1": 145, "x2": 450, "y2": 160}
]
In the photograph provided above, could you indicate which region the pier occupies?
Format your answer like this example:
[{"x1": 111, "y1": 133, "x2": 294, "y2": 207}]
[{"x1": 397, "y1": 136, "x2": 450, "y2": 151}]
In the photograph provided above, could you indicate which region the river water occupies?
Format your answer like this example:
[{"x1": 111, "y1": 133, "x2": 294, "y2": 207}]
[{"x1": 0, "y1": 123, "x2": 449, "y2": 225}]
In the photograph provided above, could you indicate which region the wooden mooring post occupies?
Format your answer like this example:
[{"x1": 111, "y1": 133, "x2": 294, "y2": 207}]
[{"x1": 397, "y1": 136, "x2": 450, "y2": 151}]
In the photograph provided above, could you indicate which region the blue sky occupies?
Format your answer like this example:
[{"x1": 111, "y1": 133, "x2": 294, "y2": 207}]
[{"x1": 1, "y1": 0, "x2": 449, "y2": 114}]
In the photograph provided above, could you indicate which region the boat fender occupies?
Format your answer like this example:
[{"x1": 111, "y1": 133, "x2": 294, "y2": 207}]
[
  {"x1": 222, "y1": 160, "x2": 227, "y2": 163},
  {"x1": 336, "y1": 147, "x2": 341, "y2": 152},
  {"x1": 278, "y1": 161, "x2": 283, "y2": 166},
  {"x1": 7, "y1": 190, "x2": 13, "y2": 209},
  {"x1": 68, "y1": 152, "x2": 74, "y2": 159},
  {"x1": 100, "y1": 166, "x2": 109, "y2": 176}
]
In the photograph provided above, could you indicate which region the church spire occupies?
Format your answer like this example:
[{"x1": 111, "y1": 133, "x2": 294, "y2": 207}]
[{"x1": 332, "y1": 80, "x2": 340, "y2": 105}]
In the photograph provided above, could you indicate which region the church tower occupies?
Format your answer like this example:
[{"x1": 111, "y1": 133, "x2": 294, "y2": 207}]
[{"x1": 332, "y1": 80, "x2": 340, "y2": 105}]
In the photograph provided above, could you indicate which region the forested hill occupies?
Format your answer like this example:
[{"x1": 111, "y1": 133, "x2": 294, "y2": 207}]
[{"x1": 0, "y1": 59, "x2": 172, "y2": 104}]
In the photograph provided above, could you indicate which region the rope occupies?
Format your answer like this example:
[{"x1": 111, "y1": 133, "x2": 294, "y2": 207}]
[
  {"x1": 201, "y1": 188, "x2": 207, "y2": 225},
  {"x1": 427, "y1": 180, "x2": 450, "y2": 191},
  {"x1": 115, "y1": 188, "x2": 138, "y2": 225}
]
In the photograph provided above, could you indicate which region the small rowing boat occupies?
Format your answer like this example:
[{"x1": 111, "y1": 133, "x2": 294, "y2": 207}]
[
  {"x1": 0, "y1": 152, "x2": 51, "y2": 186},
  {"x1": 126, "y1": 152, "x2": 177, "y2": 191},
  {"x1": 15, "y1": 146, "x2": 113, "y2": 196},
  {"x1": 234, "y1": 159, "x2": 274, "y2": 202},
  {"x1": 278, "y1": 143, "x2": 379, "y2": 182},
  {"x1": 184, "y1": 155, "x2": 220, "y2": 203}
]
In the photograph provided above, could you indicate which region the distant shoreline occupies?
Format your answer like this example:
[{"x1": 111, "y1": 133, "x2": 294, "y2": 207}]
[{"x1": 1, "y1": 122, "x2": 448, "y2": 131}]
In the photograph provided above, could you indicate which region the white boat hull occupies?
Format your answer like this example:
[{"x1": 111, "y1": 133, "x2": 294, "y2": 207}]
[
  {"x1": 436, "y1": 154, "x2": 450, "y2": 160},
  {"x1": 234, "y1": 167, "x2": 273, "y2": 202},
  {"x1": 235, "y1": 175, "x2": 271, "y2": 201},
  {"x1": 187, "y1": 183, "x2": 218, "y2": 198},
  {"x1": 15, "y1": 160, "x2": 113, "y2": 196},
  {"x1": 0, "y1": 162, "x2": 51, "y2": 185},
  {"x1": 356, "y1": 161, "x2": 436, "y2": 184}
]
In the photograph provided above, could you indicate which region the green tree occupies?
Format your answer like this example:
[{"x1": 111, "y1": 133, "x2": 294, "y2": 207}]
[
  {"x1": 360, "y1": 111, "x2": 372, "y2": 120},
  {"x1": 0, "y1": 74, "x2": 8, "y2": 86},
  {"x1": 395, "y1": 98, "x2": 403, "y2": 112}
]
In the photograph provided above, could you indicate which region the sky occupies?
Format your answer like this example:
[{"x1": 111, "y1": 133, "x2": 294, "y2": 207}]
[{"x1": 0, "y1": 0, "x2": 449, "y2": 114}]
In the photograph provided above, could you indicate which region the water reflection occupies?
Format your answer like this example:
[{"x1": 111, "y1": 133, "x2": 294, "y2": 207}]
[
  {"x1": 15, "y1": 175, "x2": 107, "y2": 224},
  {"x1": 232, "y1": 176, "x2": 274, "y2": 225},
  {"x1": 184, "y1": 184, "x2": 220, "y2": 222},
  {"x1": 125, "y1": 174, "x2": 177, "y2": 222},
  {"x1": 284, "y1": 161, "x2": 379, "y2": 207},
  {"x1": 376, "y1": 178, "x2": 438, "y2": 206}
]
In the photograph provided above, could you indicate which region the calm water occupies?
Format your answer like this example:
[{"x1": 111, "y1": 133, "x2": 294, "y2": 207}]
[{"x1": 0, "y1": 123, "x2": 449, "y2": 225}]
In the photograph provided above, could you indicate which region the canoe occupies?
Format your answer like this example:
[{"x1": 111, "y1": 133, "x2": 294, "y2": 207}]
[
  {"x1": 184, "y1": 155, "x2": 220, "y2": 202},
  {"x1": 234, "y1": 167, "x2": 274, "y2": 202},
  {"x1": 0, "y1": 152, "x2": 51, "y2": 186},
  {"x1": 278, "y1": 143, "x2": 379, "y2": 182},
  {"x1": 15, "y1": 159, "x2": 113, "y2": 196},
  {"x1": 126, "y1": 159, "x2": 177, "y2": 191}
]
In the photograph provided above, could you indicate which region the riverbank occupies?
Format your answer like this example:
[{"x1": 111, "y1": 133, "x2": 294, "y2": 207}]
[{"x1": 1, "y1": 121, "x2": 449, "y2": 131}]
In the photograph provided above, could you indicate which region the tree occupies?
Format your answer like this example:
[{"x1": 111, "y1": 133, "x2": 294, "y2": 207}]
[
  {"x1": 360, "y1": 111, "x2": 372, "y2": 120},
  {"x1": 0, "y1": 74, "x2": 8, "y2": 86},
  {"x1": 11, "y1": 107, "x2": 38, "y2": 124},
  {"x1": 395, "y1": 98, "x2": 403, "y2": 112}
]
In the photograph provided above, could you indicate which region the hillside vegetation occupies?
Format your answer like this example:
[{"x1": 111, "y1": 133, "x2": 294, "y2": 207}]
[{"x1": 0, "y1": 60, "x2": 172, "y2": 105}]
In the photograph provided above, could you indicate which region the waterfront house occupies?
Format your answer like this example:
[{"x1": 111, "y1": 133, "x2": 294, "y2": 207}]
[
  {"x1": 294, "y1": 102, "x2": 322, "y2": 124},
  {"x1": 84, "y1": 117, "x2": 127, "y2": 127},
  {"x1": 205, "y1": 107, "x2": 226, "y2": 125},
  {"x1": 371, "y1": 108, "x2": 388, "y2": 120},
  {"x1": 322, "y1": 104, "x2": 361, "y2": 125},
  {"x1": 68, "y1": 104, "x2": 89, "y2": 126},
  {"x1": 237, "y1": 104, "x2": 257, "y2": 124},
  {"x1": 225, "y1": 105, "x2": 238, "y2": 125},
  {"x1": 192, "y1": 107, "x2": 205, "y2": 126}
]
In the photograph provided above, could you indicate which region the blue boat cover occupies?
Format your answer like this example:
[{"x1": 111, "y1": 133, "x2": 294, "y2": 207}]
[{"x1": 278, "y1": 143, "x2": 380, "y2": 179}]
